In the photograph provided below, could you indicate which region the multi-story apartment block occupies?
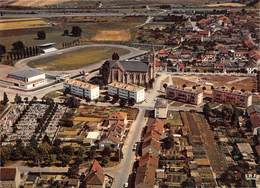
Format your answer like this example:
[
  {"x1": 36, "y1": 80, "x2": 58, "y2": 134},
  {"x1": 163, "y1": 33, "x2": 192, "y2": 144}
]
[
  {"x1": 64, "y1": 79, "x2": 99, "y2": 100},
  {"x1": 166, "y1": 85, "x2": 204, "y2": 105},
  {"x1": 108, "y1": 81, "x2": 145, "y2": 103},
  {"x1": 212, "y1": 87, "x2": 252, "y2": 108}
]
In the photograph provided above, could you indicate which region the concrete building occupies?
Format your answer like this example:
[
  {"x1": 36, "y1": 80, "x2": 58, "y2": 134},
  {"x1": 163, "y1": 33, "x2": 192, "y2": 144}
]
[
  {"x1": 108, "y1": 81, "x2": 145, "y2": 103},
  {"x1": 212, "y1": 87, "x2": 252, "y2": 108},
  {"x1": 64, "y1": 79, "x2": 99, "y2": 100},
  {"x1": 0, "y1": 68, "x2": 47, "y2": 90},
  {"x1": 166, "y1": 85, "x2": 204, "y2": 105},
  {"x1": 38, "y1": 43, "x2": 58, "y2": 54},
  {"x1": 154, "y1": 98, "x2": 168, "y2": 119},
  {"x1": 0, "y1": 168, "x2": 20, "y2": 188}
]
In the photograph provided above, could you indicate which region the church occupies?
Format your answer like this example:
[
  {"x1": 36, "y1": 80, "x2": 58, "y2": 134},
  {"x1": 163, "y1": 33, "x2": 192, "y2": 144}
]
[{"x1": 100, "y1": 53, "x2": 155, "y2": 86}]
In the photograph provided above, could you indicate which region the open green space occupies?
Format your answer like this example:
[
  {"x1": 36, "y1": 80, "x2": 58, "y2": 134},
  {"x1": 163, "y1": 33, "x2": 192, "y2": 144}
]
[{"x1": 28, "y1": 46, "x2": 129, "y2": 71}]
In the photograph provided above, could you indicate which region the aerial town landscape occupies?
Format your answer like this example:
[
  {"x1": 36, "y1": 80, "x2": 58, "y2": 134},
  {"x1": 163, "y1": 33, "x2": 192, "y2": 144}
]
[{"x1": 0, "y1": 0, "x2": 260, "y2": 188}]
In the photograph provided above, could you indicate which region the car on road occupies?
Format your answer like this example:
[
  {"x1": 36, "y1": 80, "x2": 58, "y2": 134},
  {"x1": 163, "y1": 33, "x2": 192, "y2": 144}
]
[{"x1": 123, "y1": 182, "x2": 128, "y2": 188}]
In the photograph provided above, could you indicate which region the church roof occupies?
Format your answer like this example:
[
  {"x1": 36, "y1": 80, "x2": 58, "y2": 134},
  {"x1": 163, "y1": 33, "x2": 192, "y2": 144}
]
[{"x1": 111, "y1": 60, "x2": 149, "y2": 72}]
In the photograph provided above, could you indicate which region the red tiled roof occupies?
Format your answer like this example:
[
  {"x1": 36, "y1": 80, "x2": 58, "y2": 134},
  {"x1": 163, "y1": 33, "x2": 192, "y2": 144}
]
[
  {"x1": 139, "y1": 153, "x2": 159, "y2": 168},
  {"x1": 109, "y1": 112, "x2": 127, "y2": 121},
  {"x1": 142, "y1": 137, "x2": 161, "y2": 151},
  {"x1": 146, "y1": 119, "x2": 164, "y2": 136},
  {"x1": 0, "y1": 168, "x2": 17, "y2": 181},
  {"x1": 85, "y1": 160, "x2": 104, "y2": 186}
]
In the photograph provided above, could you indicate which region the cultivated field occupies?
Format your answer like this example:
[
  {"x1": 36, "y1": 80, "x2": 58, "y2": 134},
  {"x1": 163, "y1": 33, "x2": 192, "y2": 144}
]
[
  {"x1": 0, "y1": 16, "x2": 145, "y2": 52},
  {"x1": 0, "y1": 18, "x2": 50, "y2": 31},
  {"x1": 92, "y1": 30, "x2": 131, "y2": 41},
  {"x1": 28, "y1": 46, "x2": 129, "y2": 71}
]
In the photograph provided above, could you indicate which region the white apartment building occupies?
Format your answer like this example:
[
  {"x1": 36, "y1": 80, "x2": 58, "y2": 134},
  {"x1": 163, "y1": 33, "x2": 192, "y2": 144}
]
[
  {"x1": 108, "y1": 81, "x2": 145, "y2": 103},
  {"x1": 64, "y1": 79, "x2": 99, "y2": 100}
]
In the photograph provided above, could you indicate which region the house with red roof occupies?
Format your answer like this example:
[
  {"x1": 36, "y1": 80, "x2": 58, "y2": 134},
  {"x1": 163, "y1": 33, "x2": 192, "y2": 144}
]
[
  {"x1": 82, "y1": 160, "x2": 105, "y2": 188},
  {"x1": 0, "y1": 168, "x2": 20, "y2": 188},
  {"x1": 135, "y1": 153, "x2": 159, "y2": 188}
]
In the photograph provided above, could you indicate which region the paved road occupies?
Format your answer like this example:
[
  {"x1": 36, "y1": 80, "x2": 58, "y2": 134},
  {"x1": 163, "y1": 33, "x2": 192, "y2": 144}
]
[{"x1": 105, "y1": 109, "x2": 147, "y2": 188}]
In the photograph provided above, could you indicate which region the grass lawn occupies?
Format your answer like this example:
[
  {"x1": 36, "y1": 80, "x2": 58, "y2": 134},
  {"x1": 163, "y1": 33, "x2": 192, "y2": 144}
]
[
  {"x1": 28, "y1": 46, "x2": 129, "y2": 71},
  {"x1": 165, "y1": 111, "x2": 183, "y2": 126}
]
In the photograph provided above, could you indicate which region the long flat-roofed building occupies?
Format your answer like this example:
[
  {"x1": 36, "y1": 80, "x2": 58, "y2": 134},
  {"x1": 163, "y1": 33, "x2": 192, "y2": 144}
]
[
  {"x1": 64, "y1": 79, "x2": 99, "y2": 100},
  {"x1": 212, "y1": 87, "x2": 252, "y2": 108},
  {"x1": 0, "y1": 68, "x2": 47, "y2": 90},
  {"x1": 108, "y1": 81, "x2": 145, "y2": 103},
  {"x1": 166, "y1": 85, "x2": 203, "y2": 105}
]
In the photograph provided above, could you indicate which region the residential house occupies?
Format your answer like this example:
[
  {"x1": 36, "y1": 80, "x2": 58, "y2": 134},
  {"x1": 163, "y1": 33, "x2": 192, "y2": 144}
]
[
  {"x1": 0, "y1": 168, "x2": 20, "y2": 188},
  {"x1": 82, "y1": 160, "x2": 105, "y2": 188},
  {"x1": 135, "y1": 153, "x2": 159, "y2": 188}
]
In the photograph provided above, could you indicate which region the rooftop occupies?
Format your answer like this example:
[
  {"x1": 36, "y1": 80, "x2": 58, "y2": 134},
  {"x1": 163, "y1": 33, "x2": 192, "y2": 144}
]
[
  {"x1": 8, "y1": 68, "x2": 44, "y2": 79},
  {"x1": 167, "y1": 85, "x2": 203, "y2": 94},
  {"x1": 109, "y1": 60, "x2": 149, "y2": 73},
  {"x1": 213, "y1": 87, "x2": 252, "y2": 96},
  {"x1": 109, "y1": 81, "x2": 145, "y2": 92},
  {"x1": 155, "y1": 98, "x2": 168, "y2": 108},
  {"x1": 0, "y1": 168, "x2": 17, "y2": 181},
  {"x1": 65, "y1": 79, "x2": 98, "y2": 90}
]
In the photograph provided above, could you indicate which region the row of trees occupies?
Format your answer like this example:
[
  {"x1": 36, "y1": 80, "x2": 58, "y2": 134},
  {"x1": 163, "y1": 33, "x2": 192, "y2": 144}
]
[
  {"x1": 1, "y1": 41, "x2": 41, "y2": 65},
  {"x1": 62, "y1": 39, "x2": 81, "y2": 49}
]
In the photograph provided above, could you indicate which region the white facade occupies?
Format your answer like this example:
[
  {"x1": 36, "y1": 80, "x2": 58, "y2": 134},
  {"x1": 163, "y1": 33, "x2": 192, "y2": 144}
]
[
  {"x1": 108, "y1": 82, "x2": 145, "y2": 103},
  {"x1": 154, "y1": 99, "x2": 168, "y2": 119},
  {"x1": 64, "y1": 79, "x2": 99, "y2": 100}
]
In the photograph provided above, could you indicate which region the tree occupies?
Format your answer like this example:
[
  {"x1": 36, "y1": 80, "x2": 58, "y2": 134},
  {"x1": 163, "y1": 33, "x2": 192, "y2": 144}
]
[
  {"x1": 85, "y1": 96, "x2": 91, "y2": 103},
  {"x1": 37, "y1": 31, "x2": 46, "y2": 40},
  {"x1": 0, "y1": 44, "x2": 6, "y2": 56},
  {"x1": 0, "y1": 145, "x2": 12, "y2": 166},
  {"x1": 163, "y1": 83, "x2": 168, "y2": 90},
  {"x1": 231, "y1": 86, "x2": 235, "y2": 91},
  {"x1": 192, "y1": 86, "x2": 196, "y2": 90},
  {"x1": 202, "y1": 86, "x2": 206, "y2": 91},
  {"x1": 64, "y1": 96, "x2": 80, "y2": 108},
  {"x1": 162, "y1": 134, "x2": 174, "y2": 150},
  {"x1": 71, "y1": 26, "x2": 82, "y2": 37},
  {"x1": 63, "y1": 29, "x2": 69, "y2": 36},
  {"x1": 112, "y1": 52, "x2": 120, "y2": 60},
  {"x1": 203, "y1": 103, "x2": 211, "y2": 119},
  {"x1": 63, "y1": 145, "x2": 74, "y2": 156},
  {"x1": 104, "y1": 94, "x2": 110, "y2": 101},
  {"x1": 111, "y1": 94, "x2": 119, "y2": 104},
  {"x1": 128, "y1": 98, "x2": 136, "y2": 106},
  {"x1": 2, "y1": 92, "x2": 9, "y2": 105},
  {"x1": 12, "y1": 41, "x2": 25, "y2": 52},
  {"x1": 68, "y1": 164, "x2": 79, "y2": 178},
  {"x1": 99, "y1": 61, "x2": 110, "y2": 85},
  {"x1": 14, "y1": 94, "x2": 22, "y2": 104},
  {"x1": 119, "y1": 98, "x2": 127, "y2": 107},
  {"x1": 60, "y1": 154, "x2": 71, "y2": 166},
  {"x1": 42, "y1": 135, "x2": 51, "y2": 144}
]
